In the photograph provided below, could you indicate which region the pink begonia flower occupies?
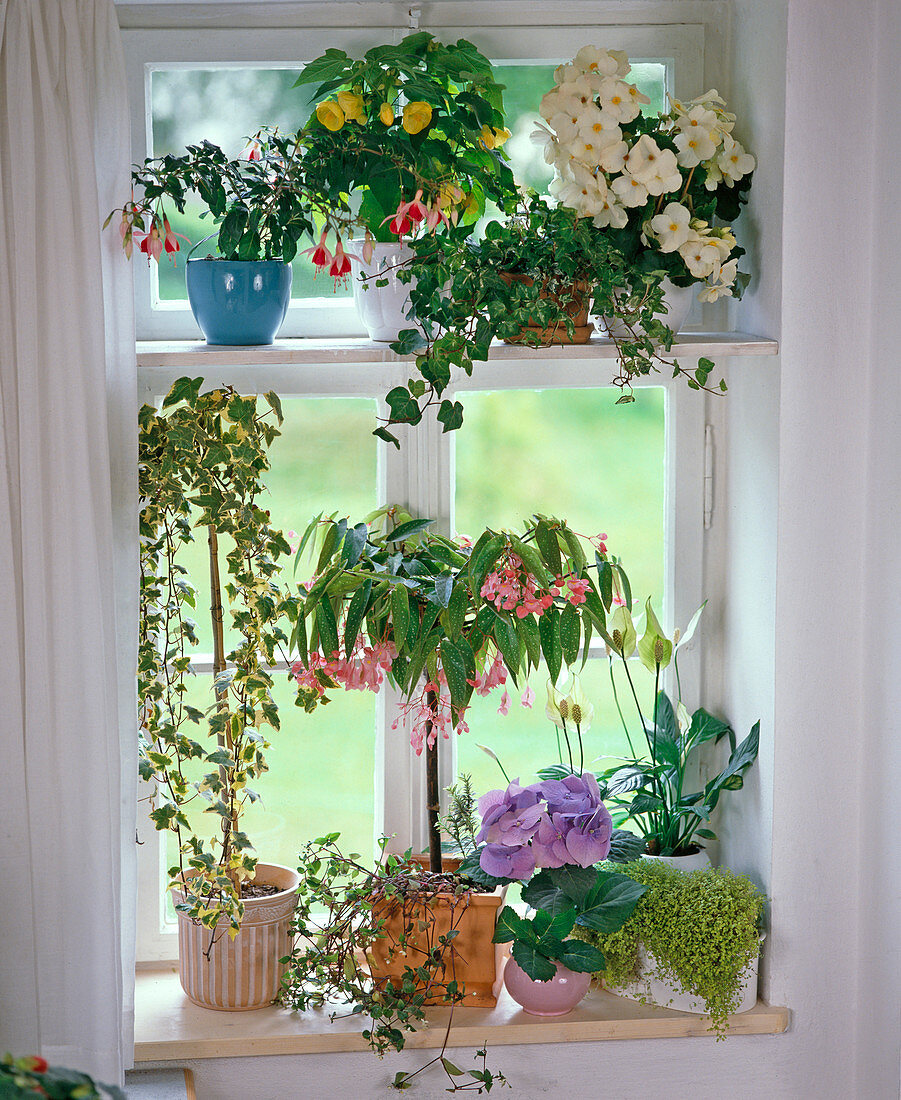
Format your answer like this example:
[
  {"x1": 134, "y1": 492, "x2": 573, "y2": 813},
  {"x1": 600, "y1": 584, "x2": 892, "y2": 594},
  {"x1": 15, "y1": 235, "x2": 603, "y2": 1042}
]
[
  {"x1": 497, "y1": 689, "x2": 510, "y2": 716},
  {"x1": 612, "y1": 593, "x2": 627, "y2": 608},
  {"x1": 591, "y1": 532, "x2": 609, "y2": 553},
  {"x1": 521, "y1": 684, "x2": 535, "y2": 708},
  {"x1": 302, "y1": 229, "x2": 333, "y2": 271},
  {"x1": 454, "y1": 533, "x2": 473, "y2": 548}
]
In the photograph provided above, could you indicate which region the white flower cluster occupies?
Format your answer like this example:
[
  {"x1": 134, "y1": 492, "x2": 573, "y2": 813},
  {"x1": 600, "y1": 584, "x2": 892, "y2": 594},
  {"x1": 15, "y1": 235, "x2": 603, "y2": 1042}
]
[{"x1": 533, "y1": 50, "x2": 756, "y2": 302}]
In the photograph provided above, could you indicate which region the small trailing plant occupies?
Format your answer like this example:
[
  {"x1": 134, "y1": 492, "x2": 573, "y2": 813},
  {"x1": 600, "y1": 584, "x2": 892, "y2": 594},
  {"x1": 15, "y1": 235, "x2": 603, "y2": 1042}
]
[
  {"x1": 139, "y1": 377, "x2": 302, "y2": 938},
  {"x1": 574, "y1": 859, "x2": 766, "y2": 1037},
  {"x1": 0, "y1": 1054, "x2": 123, "y2": 1100},
  {"x1": 596, "y1": 599, "x2": 760, "y2": 856},
  {"x1": 279, "y1": 835, "x2": 508, "y2": 1093},
  {"x1": 289, "y1": 509, "x2": 625, "y2": 871}
]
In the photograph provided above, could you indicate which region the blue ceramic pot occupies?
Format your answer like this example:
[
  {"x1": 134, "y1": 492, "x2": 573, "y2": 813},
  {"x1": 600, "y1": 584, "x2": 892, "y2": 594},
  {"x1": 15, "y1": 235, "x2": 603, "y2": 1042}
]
[{"x1": 185, "y1": 258, "x2": 292, "y2": 345}]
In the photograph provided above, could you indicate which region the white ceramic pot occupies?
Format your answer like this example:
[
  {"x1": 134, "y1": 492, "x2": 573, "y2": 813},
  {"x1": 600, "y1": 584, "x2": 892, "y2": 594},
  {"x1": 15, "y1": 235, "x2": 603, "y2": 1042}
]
[
  {"x1": 172, "y1": 862, "x2": 299, "y2": 1011},
  {"x1": 350, "y1": 239, "x2": 415, "y2": 342},
  {"x1": 602, "y1": 278, "x2": 698, "y2": 338},
  {"x1": 614, "y1": 936, "x2": 763, "y2": 1015},
  {"x1": 642, "y1": 849, "x2": 712, "y2": 871}
]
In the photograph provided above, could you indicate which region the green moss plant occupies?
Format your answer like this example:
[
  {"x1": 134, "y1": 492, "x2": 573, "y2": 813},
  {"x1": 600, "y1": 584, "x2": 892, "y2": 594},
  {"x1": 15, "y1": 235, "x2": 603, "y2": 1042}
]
[{"x1": 576, "y1": 860, "x2": 766, "y2": 1038}]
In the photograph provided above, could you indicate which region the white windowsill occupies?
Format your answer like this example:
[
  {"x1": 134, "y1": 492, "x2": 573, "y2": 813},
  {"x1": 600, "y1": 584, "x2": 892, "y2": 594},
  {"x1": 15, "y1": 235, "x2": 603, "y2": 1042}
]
[{"x1": 134, "y1": 965, "x2": 789, "y2": 1062}]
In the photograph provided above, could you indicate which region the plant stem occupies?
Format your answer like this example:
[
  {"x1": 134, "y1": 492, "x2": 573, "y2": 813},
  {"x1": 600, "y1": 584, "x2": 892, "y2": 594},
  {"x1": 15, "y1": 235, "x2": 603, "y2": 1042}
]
[
  {"x1": 208, "y1": 524, "x2": 239, "y2": 894},
  {"x1": 425, "y1": 687, "x2": 443, "y2": 874},
  {"x1": 609, "y1": 657, "x2": 639, "y2": 758},
  {"x1": 561, "y1": 718, "x2": 574, "y2": 773}
]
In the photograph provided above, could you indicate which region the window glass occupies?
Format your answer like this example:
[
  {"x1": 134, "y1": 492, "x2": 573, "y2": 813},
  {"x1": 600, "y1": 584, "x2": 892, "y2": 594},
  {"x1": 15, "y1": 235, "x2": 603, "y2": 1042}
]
[
  {"x1": 150, "y1": 68, "x2": 345, "y2": 303},
  {"x1": 453, "y1": 387, "x2": 665, "y2": 791}
]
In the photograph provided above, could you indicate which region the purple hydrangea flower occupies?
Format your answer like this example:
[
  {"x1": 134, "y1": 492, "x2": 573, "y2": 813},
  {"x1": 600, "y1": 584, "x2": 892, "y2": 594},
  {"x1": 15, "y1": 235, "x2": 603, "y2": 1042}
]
[
  {"x1": 563, "y1": 804, "x2": 613, "y2": 866},
  {"x1": 479, "y1": 842, "x2": 537, "y2": 880},
  {"x1": 476, "y1": 779, "x2": 543, "y2": 845}
]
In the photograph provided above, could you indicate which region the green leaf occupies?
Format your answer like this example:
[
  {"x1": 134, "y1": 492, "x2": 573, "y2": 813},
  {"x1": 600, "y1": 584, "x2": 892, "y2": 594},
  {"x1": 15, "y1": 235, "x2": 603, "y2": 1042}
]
[
  {"x1": 535, "y1": 520, "x2": 562, "y2": 577},
  {"x1": 492, "y1": 905, "x2": 532, "y2": 944},
  {"x1": 550, "y1": 938, "x2": 606, "y2": 973},
  {"x1": 547, "y1": 864, "x2": 598, "y2": 906},
  {"x1": 538, "y1": 607, "x2": 562, "y2": 686},
  {"x1": 511, "y1": 940, "x2": 557, "y2": 982},
  {"x1": 440, "y1": 639, "x2": 472, "y2": 711},
  {"x1": 343, "y1": 580, "x2": 372, "y2": 658},
  {"x1": 597, "y1": 558, "x2": 614, "y2": 610},
  {"x1": 316, "y1": 597, "x2": 339, "y2": 658},
  {"x1": 492, "y1": 611, "x2": 521, "y2": 676},
  {"x1": 576, "y1": 872, "x2": 648, "y2": 933},
  {"x1": 559, "y1": 602, "x2": 581, "y2": 667},
  {"x1": 437, "y1": 399, "x2": 464, "y2": 433},
  {"x1": 390, "y1": 584, "x2": 410, "y2": 653},
  {"x1": 341, "y1": 522, "x2": 369, "y2": 567},
  {"x1": 162, "y1": 376, "x2": 203, "y2": 409},
  {"x1": 445, "y1": 582, "x2": 468, "y2": 639},
  {"x1": 386, "y1": 517, "x2": 433, "y2": 542},
  {"x1": 607, "y1": 829, "x2": 647, "y2": 863},
  {"x1": 520, "y1": 874, "x2": 572, "y2": 918},
  {"x1": 685, "y1": 707, "x2": 731, "y2": 751}
]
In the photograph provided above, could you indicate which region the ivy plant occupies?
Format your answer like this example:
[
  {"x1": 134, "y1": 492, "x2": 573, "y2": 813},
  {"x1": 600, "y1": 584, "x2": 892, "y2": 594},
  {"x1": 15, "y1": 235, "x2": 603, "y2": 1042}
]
[{"x1": 138, "y1": 378, "x2": 301, "y2": 938}]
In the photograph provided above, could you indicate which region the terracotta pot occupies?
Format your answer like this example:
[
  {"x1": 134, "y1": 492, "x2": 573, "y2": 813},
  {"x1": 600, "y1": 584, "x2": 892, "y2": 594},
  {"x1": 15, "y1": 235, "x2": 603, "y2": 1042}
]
[
  {"x1": 503, "y1": 957, "x2": 591, "y2": 1016},
  {"x1": 172, "y1": 862, "x2": 299, "y2": 1011},
  {"x1": 368, "y1": 889, "x2": 504, "y2": 1007},
  {"x1": 407, "y1": 852, "x2": 463, "y2": 873},
  {"x1": 499, "y1": 272, "x2": 594, "y2": 345}
]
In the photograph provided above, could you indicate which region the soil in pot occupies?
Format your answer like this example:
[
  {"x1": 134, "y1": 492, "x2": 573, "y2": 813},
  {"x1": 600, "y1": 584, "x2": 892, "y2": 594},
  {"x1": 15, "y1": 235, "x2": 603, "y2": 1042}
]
[{"x1": 499, "y1": 273, "x2": 594, "y2": 345}]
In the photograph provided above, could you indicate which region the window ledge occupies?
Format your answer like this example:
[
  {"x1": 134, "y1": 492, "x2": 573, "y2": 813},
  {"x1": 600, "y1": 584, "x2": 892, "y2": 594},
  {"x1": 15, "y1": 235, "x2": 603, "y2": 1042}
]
[
  {"x1": 136, "y1": 332, "x2": 778, "y2": 370},
  {"x1": 134, "y1": 965, "x2": 790, "y2": 1062}
]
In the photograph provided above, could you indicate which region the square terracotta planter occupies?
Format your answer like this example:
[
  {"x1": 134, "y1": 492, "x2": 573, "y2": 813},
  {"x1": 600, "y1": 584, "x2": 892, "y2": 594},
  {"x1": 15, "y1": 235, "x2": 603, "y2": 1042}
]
[
  {"x1": 499, "y1": 272, "x2": 594, "y2": 345},
  {"x1": 367, "y1": 889, "x2": 504, "y2": 1007}
]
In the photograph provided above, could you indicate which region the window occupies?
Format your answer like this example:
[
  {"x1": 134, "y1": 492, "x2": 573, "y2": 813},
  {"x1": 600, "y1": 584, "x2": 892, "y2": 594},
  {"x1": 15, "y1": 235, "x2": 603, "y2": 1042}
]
[{"x1": 129, "y1": 6, "x2": 712, "y2": 960}]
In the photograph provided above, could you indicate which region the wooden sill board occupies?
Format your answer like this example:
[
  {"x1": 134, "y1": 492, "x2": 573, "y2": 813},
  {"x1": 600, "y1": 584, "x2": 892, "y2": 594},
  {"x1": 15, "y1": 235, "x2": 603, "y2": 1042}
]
[
  {"x1": 134, "y1": 965, "x2": 789, "y2": 1062},
  {"x1": 136, "y1": 333, "x2": 778, "y2": 369}
]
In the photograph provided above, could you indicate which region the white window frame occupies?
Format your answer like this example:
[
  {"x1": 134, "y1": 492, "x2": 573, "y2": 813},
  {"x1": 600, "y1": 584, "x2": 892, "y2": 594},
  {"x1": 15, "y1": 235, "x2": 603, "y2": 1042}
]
[{"x1": 127, "y1": 4, "x2": 712, "y2": 962}]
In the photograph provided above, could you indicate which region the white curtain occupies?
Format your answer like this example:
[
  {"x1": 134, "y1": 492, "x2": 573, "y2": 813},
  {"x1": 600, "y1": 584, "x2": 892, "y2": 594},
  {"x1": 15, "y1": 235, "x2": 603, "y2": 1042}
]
[{"x1": 0, "y1": 0, "x2": 136, "y2": 1085}]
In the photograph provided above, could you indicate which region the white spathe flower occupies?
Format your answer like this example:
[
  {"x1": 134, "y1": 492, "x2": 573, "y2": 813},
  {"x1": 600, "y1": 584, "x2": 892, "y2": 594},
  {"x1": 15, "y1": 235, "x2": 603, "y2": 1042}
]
[
  {"x1": 718, "y1": 135, "x2": 756, "y2": 184},
  {"x1": 591, "y1": 191, "x2": 629, "y2": 229},
  {"x1": 674, "y1": 127, "x2": 717, "y2": 168},
  {"x1": 649, "y1": 202, "x2": 693, "y2": 251},
  {"x1": 574, "y1": 45, "x2": 626, "y2": 79},
  {"x1": 679, "y1": 236, "x2": 723, "y2": 279},
  {"x1": 597, "y1": 76, "x2": 642, "y2": 123},
  {"x1": 552, "y1": 163, "x2": 610, "y2": 219},
  {"x1": 611, "y1": 172, "x2": 650, "y2": 209}
]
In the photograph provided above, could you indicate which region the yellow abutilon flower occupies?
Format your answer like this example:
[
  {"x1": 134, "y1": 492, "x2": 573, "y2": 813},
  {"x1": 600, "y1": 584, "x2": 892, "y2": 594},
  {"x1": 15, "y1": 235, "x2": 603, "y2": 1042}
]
[
  {"x1": 402, "y1": 101, "x2": 433, "y2": 134},
  {"x1": 336, "y1": 90, "x2": 366, "y2": 123},
  {"x1": 315, "y1": 99, "x2": 345, "y2": 132},
  {"x1": 480, "y1": 125, "x2": 511, "y2": 150},
  {"x1": 379, "y1": 101, "x2": 394, "y2": 126}
]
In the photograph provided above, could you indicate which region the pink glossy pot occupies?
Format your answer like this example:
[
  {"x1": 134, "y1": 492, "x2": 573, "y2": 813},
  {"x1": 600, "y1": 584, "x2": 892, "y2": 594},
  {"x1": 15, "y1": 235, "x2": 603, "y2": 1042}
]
[{"x1": 503, "y1": 957, "x2": 591, "y2": 1016}]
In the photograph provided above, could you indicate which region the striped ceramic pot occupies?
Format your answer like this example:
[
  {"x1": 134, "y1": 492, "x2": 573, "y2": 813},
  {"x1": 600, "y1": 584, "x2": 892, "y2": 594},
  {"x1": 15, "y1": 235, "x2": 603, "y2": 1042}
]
[{"x1": 172, "y1": 863, "x2": 299, "y2": 1011}]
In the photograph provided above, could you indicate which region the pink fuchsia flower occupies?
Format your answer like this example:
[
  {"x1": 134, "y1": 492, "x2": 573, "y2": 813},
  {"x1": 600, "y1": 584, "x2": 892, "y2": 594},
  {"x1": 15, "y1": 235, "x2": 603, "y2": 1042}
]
[
  {"x1": 405, "y1": 189, "x2": 428, "y2": 224},
  {"x1": 329, "y1": 238, "x2": 354, "y2": 278},
  {"x1": 119, "y1": 212, "x2": 133, "y2": 259},
  {"x1": 361, "y1": 229, "x2": 375, "y2": 265},
  {"x1": 136, "y1": 218, "x2": 163, "y2": 263},
  {"x1": 302, "y1": 229, "x2": 333, "y2": 271},
  {"x1": 384, "y1": 203, "x2": 412, "y2": 236},
  {"x1": 162, "y1": 217, "x2": 190, "y2": 262}
]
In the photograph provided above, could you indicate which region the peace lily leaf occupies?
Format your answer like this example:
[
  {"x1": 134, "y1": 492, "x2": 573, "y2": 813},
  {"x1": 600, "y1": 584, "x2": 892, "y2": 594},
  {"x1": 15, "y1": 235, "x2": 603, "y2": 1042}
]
[{"x1": 685, "y1": 707, "x2": 732, "y2": 750}]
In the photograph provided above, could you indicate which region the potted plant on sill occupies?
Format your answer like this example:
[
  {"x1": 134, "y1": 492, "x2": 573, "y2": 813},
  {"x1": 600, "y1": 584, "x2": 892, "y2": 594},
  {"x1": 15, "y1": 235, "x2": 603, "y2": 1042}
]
[
  {"x1": 108, "y1": 128, "x2": 339, "y2": 345},
  {"x1": 288, "y1": 508, "x2": 628, "y2": 1001},
  {"x1": 1, "y1": 1054, "x2": 124, "y2": 1100},
  {"x1": 294, "y1": 32, "x2": 519, "y2": 341},
  {"x1": 574, "y1": 859, "x2": 766, "y2": 1036},
  {"x1": 589, "y1": 598, "x2": 760, "y2": 864},
  {"x1": 535, "y1": 48, "x2": 756, "y2": 376},
  {"x1": 139, "y1": 377, "x2": 304, "y2": 1010}
]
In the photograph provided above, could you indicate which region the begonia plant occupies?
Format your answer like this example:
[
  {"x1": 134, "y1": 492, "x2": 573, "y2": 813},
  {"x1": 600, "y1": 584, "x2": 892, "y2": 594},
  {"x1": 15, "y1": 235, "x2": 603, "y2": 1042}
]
[{"x1": 289, "y1": 508, "x2": 627, "y2": 872}]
